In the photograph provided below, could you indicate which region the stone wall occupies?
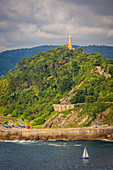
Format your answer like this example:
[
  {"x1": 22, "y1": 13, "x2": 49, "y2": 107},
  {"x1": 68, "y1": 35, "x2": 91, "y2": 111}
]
[
  {"x1": 52, "y1": 104, "x2": 75, "y2": 111},
  {"x1": 0, "y1": 127, "x2": 113, "y2": 141}
]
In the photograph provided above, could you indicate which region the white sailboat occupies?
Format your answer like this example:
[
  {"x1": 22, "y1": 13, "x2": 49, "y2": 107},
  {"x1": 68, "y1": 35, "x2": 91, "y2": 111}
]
[{"x1": 81, "y1": 147, "x2": 89, "y2": 159}]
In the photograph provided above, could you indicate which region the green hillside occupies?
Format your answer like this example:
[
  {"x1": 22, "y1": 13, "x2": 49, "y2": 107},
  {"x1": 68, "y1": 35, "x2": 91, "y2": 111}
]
[
  {"x1": 0, "y1": 45, "x2": 58, "y2": 77},
  {"x1": 0, "y1": 45, "x2": 113, "y2": 77},
  {"x1": 0, "y1": 46, "x2": 113, "y2": 127}
]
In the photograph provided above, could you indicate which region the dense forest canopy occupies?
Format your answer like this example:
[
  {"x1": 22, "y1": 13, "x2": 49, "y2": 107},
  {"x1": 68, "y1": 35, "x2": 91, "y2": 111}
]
[
  {"x1": 0, "y1": 45, "x2": 113, "y2": 77},
  {"x1": 0, "y1": 46, "x2": 113, "y2": 126}
]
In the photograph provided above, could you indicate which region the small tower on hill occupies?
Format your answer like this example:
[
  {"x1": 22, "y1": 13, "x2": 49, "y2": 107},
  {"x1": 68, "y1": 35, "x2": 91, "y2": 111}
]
[{"x1": 68, "y1": 35, "x2": 72, "y2": 50}]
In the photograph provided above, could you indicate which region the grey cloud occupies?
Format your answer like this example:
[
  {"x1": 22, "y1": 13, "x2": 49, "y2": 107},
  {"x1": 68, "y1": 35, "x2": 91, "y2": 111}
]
[
  {"x1": 60, "y1": 0, "x2": 113, "y2": 15},
  {"x1": 0, "y1": 0, "x2": 113, "y2": 52}
]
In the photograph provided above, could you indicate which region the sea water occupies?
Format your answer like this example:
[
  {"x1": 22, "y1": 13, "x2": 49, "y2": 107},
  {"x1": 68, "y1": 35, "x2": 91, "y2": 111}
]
[{"x1": 0, "y1": 139, "x2": 113, "y2": 170}]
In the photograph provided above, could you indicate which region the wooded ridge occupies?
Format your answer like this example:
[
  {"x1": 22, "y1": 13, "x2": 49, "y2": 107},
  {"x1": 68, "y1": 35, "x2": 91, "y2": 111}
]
[{"x1": 0, "y1": 45, "x2": 113, "y2": 77}]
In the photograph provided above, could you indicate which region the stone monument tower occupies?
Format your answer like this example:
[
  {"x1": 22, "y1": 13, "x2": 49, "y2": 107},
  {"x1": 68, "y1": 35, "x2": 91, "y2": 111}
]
[{"x1": 68, "y1": 35, "x2": 72, "y2": 49}]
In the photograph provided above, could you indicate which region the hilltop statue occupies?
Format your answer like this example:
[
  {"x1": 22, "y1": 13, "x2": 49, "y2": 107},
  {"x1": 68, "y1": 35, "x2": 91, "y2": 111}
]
[{"x1": 68, "y1": 35, "x2": 72, "y2": 50}]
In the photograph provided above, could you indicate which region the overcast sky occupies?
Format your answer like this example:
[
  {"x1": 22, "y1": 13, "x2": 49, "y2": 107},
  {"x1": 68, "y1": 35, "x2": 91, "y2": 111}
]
[{"x1": 0, "y1": 0, "x2": 113, "y2": 52}]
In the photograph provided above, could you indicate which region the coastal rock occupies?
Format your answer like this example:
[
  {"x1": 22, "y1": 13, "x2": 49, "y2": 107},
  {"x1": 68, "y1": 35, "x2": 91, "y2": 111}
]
[
  {"x1": 107, "y1": 133, "x2": 113, "y2": 140},
  {"x1": 0, "y1": 127, "x2": 113, "y2": 141},
  {"x1": 39, "y1": 136, "x2": 48, "y2": 141}
]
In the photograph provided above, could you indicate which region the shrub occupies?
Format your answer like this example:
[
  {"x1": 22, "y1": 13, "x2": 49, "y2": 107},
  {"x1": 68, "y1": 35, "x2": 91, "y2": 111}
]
[
  {"x1": 33, "y1": 118, "x2": 45, "y2": 125},
  {"x1": 105, "y1": 93, "x2": 113, "y2": 102},
  {"x1": 85, "y1": 96, "x2": 95, "y2": 103}
]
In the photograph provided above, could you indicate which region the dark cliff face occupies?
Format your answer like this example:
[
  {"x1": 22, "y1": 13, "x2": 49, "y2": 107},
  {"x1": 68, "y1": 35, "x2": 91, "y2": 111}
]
[{"x1": 0, "y1": 128, "x2": 113, "y2": 141}]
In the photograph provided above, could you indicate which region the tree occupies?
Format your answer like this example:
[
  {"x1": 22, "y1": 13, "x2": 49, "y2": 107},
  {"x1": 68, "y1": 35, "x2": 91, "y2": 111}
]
[
  {"x1": 60, "y1": 76, "x2": 73, "y2": 93},
  {"x1": 87, "y1": 87, "x2": 94, "y2": 95},
  {"x1": 109, "y1": 65, "x2": 113, "y2": 78},
  {"x1": 85, "y1": 96, "x2": 95, "y2": 103}
]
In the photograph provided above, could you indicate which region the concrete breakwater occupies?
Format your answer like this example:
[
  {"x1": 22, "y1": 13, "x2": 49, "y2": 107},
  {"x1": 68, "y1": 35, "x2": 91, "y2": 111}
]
[{"x1": 0, "y1": 127, "x2": 113, "y2": 141}]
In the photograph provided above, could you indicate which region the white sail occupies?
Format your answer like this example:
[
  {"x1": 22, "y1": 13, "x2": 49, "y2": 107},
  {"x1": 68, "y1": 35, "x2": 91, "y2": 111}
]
[{"x1": 82, "y1": 147, "x2": 89, "y2": 158}]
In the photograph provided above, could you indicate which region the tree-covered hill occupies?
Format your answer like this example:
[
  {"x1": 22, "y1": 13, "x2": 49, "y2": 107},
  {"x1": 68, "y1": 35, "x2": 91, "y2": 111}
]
[
  {"x1": 81, "y1": 45, "x2": 113, "y2": 60},
  {"x1": 0, "y1": 45, "x2": 58, "y2": 77},
  {"x1": 0, "y1": 45, "x2": 113, "y2": 77},
  {"x1": 0, "y1": 46, "x2": 113, "y2": 127}
]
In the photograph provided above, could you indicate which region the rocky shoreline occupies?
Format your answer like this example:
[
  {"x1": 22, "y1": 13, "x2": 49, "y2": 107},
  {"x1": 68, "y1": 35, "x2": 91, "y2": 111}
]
[{"x1": 0, "y1": 127, "x2": 113, "y2": 141}]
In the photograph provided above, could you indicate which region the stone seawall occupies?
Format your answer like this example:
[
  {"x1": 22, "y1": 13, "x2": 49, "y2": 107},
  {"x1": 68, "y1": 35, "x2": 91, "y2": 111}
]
[{"x1": 0, "y1": 127, "x2": 113, "y2": 141}]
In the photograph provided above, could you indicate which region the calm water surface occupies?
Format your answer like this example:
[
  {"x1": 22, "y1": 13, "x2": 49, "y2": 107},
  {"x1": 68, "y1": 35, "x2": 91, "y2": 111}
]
[{"x1": 0, "y1": 139, "x2": 113, "y2": 170}]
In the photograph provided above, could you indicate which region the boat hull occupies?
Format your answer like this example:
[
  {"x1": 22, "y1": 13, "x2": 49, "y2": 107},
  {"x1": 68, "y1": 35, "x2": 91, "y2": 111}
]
[{"x1": 81, "y1": 157, "x2": 89, "y2": 159}]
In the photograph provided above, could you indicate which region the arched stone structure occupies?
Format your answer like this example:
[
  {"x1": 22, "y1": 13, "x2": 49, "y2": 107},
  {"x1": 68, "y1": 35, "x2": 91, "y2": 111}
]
[{"x1": 52, "y1": 104, "x2": 75, "y2": 112}]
